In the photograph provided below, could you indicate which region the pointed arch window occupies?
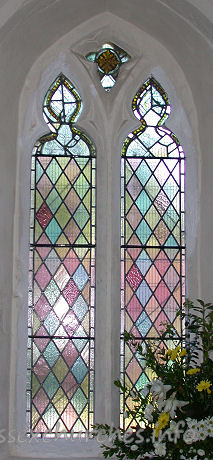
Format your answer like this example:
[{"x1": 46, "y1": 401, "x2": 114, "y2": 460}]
[
  {"x1": 27, "y1": 74, "x2": 96, "y2": 434},
  {"x1": 120, "y1": 77, "x2": 185, "y2": 428}
]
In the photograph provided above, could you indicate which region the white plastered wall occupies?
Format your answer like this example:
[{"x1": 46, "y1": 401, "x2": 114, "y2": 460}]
[{"x1": 0, "y1": 1, "x2": 212, "y2": 459}]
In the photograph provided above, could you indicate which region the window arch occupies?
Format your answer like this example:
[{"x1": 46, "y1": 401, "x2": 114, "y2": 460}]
[
  {"x1": 10, "y1": 13, "x2": 200, "y2": 455},
  {"x1": 27, "y1": 74, "x2": 96, "y2": 434},
  {"x1": 120, "y1": 77, "x2": 185, "y2": 428}
]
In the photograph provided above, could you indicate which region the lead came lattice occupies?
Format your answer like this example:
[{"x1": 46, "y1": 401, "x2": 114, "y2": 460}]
[
  {"x1": 120, "y1": 77, "x2": 185, "y2": 429},
  {"x1": 27, "y1": 74, "x2": 96, "y2": 435}
]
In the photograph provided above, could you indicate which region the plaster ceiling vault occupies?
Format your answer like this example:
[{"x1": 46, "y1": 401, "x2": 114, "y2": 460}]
[{"x1": 0, "y1": 0, "x2": 213, "y2": 27}]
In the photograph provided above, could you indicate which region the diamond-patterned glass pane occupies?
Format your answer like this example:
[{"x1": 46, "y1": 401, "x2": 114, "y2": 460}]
[
  {"x1": 33, "y1": 156, "x2": 95, "y2": 246},
  {"x1": 124, "y1": 158, "x2": 181, "y2": 246},
  {"x1": 29, "y1": 337, "x2": 94, "y2": 432},
  {"x1": 121, "y1": 339, "x2": 181, "y2": 429},
  {"x1": 121, "y1": 77, "x2": 185, "y2": 429},
  {"x1": 28, "y1": 75, "x2": 96, "y2": 435}
]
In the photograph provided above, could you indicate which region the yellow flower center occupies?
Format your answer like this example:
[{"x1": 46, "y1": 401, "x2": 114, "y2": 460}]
[
  {"x1": 154, "y1": 412, "x2": 170, "y2": 437},
  {"x1": 187, "y1": 368, "x2": 200, "y2": 375},
  {"x1": 196, "y1": 380, "x2": 212, "y2": 393}
]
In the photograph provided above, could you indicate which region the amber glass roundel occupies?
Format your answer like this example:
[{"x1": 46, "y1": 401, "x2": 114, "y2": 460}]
[{"x1": 96, "y1": 49, "x2": 120, "y2": 75}]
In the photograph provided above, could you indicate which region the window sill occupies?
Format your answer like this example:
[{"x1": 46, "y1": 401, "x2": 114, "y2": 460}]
[{"x1": 9, "y1": 437, "x2": 102, "y2": 459}]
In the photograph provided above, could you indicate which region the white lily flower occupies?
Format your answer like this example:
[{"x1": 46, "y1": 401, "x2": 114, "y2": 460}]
[
  {"x1": 141, "y1": 383, "x2": 150, "y2": 397},
  {"x1": 162, "y1": 391, "x2": 188, "y2": 418},
  {"x1": 169, "y1": 420, "x2": 178, "y2": 432},
  {"x1": 150, "y1": 379, "x2": 172, "y2": 402},
  {"x1": 144, "y1": 403, "x2": 154, "y2": 422},
  {"x1": 208, "y1": 350, "x2": 213, "y2": 361}
]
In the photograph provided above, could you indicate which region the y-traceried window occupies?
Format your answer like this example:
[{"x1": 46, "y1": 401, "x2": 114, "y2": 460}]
[
  {"x1": 27, "y1": 74, "x2": 96, "y2": 435},
  {"x1": 121, "y1": 77, "x2": 185, "y2": 428}
]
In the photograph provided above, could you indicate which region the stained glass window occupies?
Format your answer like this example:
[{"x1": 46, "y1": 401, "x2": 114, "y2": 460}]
[
  {"x1": 27, "y1": 74, "x2": 96, "y2": 435},
  {"x1": 120, "y1": 77, "x2": 185, "y2": 428},
  {"x1": 86, "y1": 42, "x2": 130, "y2": 91}
]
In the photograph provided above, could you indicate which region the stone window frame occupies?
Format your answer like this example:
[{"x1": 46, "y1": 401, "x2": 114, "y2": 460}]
[{"x1": 10, "y1": 14, "x2": 198, "y2": 459}]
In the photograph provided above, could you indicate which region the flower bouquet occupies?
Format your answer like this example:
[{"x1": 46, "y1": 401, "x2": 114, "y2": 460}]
[{"x1": 94, "y1": 299, "x2": 213, "y2": 459}]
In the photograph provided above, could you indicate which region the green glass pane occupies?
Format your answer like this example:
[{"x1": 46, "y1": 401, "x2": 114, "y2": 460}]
[
  {"x1": 43, "y1": 342, "x2": 60, "y2": 367},
  {"x1": 74, "y1": 176, "x2": 90, "y2": 199},
  {"x1": 53, "y1": 357, "x2": 69, "y2": 382},
  {"x1": 32, "y1": 313, "x2": 40, "y2": 334},
  {"x1": 57, "y1": 157, "x2": 70, "y2": 170},
  {"x1": 71, "y1": 388, "x2": 87, "y2": 415},
  {"x1": 74, "y1": 204, "x2": 89, "y2": 229},
  {"x1": 73, "y1": 419, "x2": 87, "y2": 432},
  {"x1": 72, "y1": 338, "x2": 87, "y2": 352},
  {"x1": 76, "y1": 158, "x2": 89, "y2": 170},
  {"x1": 46, "y1": 189, "x2": 62, "y2": 214},
  {"x1": 75, "y1": 233, "x2": 89, "y2": 245},
  {"x1": 52, "y1": 388, "x2": 68, "y2": 414},
  {"x1": 145, "y1": 207, "x2": 160, "y2": 230},
  {"x1": 43, "y1": 372, "x2": 59, "y2": 399},
  {"x1": 42, "y1": 404, "x2": 59, "y2": 430},
  {"x1": 45, "y1": 280, "x2": 60, "y2": 306},
  {"x1": 33, "y1": 343, "x2": 40, "y2": 365},
  {"x1": 163, "y1": 206, "x2": 179, "y2": 230},
  {"x1": 81, "y1": 375, "x2": 89, "y2": 398},
  {"x1": 135, "y1": 162, "x2": 151, "y2": 185},
  {"x1": 145, "y1": 176, "x2": 160, "y2": 199},
  {"x1": 125, "y1": 192, "x2": 133, "y2": 214},
  {"x1": 45, "y1": 218, "x2": 62, "y2": 244},
  {"x1": 55, "y1": 203, "x2": 71, "y2": 228},
  {"x1": 82, "y1": 221, "x2": 90, "y2": 241},
  {"x1": 125, "y1": 164, "x2": 133, "y2": 182},
  {"x1": 32, "y1": 407, "x2": 40, "y2": 429},
  {"x1": 136, "y1": 190, "x2": 151, "y2": 215},
  {"x1": 172, "y1": 222, "x2": 180, "y2": 243},
  {"x1": 136, "y1": 220, "x2": 152, "y2": 245},
  {"x1": 165, "y1": 234, "x2": 178, "y2": 247},
  {"x1": 57, "y1": 233, "x2": 69, "y2": 245},
  {"x1": 71, "y1": 357, "x2": 88, "y2": 384},
  {"x1": 83, "y1": 163, "x2": 91, "y2": 182},
  {"x1": 135, "y1": 373, "x2": 149, "y2": 392},
  {"x1": 32, "y1": 373, "x2": 40, "y2": 398},
  {"x1": 36, "y1": 162, "x2": 44, "y2": 183},
  {"x1": 35, "y1": 221, "x2": 43, "y2": 241},
  {"x1": 55, "y1": 174, "x2": 70, "y2": 199},
  {"x1": 164, "y1": 177, "x2": 178, "y2": 200},
  {"x1": 82, "y1": 190, "x2": 91, "y2": 211},
  {"x1": 125, "y1": 221, "x2": 133, "y2": 242},
  {"x1": 35, "y1": 191, "x2": 43, "y2": 212}
]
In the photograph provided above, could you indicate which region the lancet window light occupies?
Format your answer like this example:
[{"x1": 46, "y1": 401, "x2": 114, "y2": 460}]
[
  {"x1": 120, "y1": 77, "x2": 185, "y2": 428},
  {"x1": 27, "y1": 74, "x2": 96, "y2": 435}
]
